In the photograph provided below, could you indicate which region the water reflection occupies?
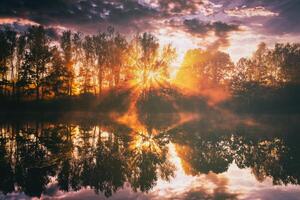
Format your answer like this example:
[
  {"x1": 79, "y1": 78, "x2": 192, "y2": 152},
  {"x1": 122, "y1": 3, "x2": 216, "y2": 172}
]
[{"x1": 0, "y1": 109, "x2": 300, "y2": 199}]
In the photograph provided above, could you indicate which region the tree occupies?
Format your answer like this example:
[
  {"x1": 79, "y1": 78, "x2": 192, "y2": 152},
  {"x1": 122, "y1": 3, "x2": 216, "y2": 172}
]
[
  {"x1": 93, "y1": 32, "x2": 108, "y2": 95},
  {"x1": 270, "y1": 43, "x2": 300, "y2": 84},
  {"x1": 252, "y1": 42, "x2": 269, "y2": 84},
  {"x1": 232, "y1": 42, "x2": 300, "y2": 90},
  {"x1": 0, "y1": 27, "x2": 16, "y2": 96},
  {"x1": 127, "y1": 33, "x2": 175, "y2": 91},
  {"x1": 176, "y1": 49, "x2": 233, "y2": 90},
  {"x1": 109, "y1": 32, "x2": 128, "y2": 88},
  {"x1": 20, "y1": 26, "x2": 51, "y2": 100},
  {"x1": 235, "y1": 42, "x2": 270, "y2": 86},
  {"x1": 15, "y1": 35, "x2": 27, "y2": 100},
  {"x1": 44, "y1": 47, "x2": 70, "y2": 97},
  {"x1": 78, "y1": 35, "x2": 95, "y2": 94},
  {"x1": 61, "y1": 31, "x2": 75, "y2": 96},
  {"x1": 5, "y1": 27, "x2": 17, "y2": 96}
]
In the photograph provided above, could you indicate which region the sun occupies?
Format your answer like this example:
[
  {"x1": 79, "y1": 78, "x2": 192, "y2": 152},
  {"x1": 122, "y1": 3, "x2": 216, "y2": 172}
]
[{"x1": 132, "y1": 68, "x2": 166, "y2": 89}]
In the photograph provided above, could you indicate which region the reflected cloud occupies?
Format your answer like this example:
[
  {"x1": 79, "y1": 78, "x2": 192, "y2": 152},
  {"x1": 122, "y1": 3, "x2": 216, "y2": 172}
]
[{"x1": 0, "y1": 109, "x2": 300, "y2": 199}]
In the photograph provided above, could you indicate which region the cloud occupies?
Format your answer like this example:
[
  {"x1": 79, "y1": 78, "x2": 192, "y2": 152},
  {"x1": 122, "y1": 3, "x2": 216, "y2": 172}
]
[
  {"x1": 180, "y1": 173, "x2": 239, "y2": 200},
  {"x1": 183, "y1": 19, "x2": 239, "y2": 36},
  {"x1": 0, "y1": 0, "x2": 158, "y2": 33},
  {"x1": 0, "y1": 17, "x2": 38, "y2": 26},
  {"x1": 147, "y1": 172, "x2": 240, "y2": 200},
  {"x1": 158, "y1": 0, "x2": 219, "y2": 16},
  {"x1": 0, "y1": 0, "x2": 299, "y2": 60},
  {"x1": 0, "y1": 0, "x2": 223, "y2": 36},
  {"x1": 0, "y1": 17, "x2": 40, "y2": 32},
  {"x1": 0, "y1": 17, "x2": 67, "y2": 40},
  {"x1": 0, "y1": 0, "x2": 222, "y2": 32},
  {"x1": 179, "y1": 18, "x2": 240, "y2": 49},
  {"x1": 225, "y1": 6, "x2": 279, "y2": 18}
]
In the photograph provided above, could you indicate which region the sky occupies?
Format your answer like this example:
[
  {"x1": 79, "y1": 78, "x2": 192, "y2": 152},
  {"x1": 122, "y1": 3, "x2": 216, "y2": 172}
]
[{"x1": 0, "y1": 0, "x2": 300, "y2": 64}]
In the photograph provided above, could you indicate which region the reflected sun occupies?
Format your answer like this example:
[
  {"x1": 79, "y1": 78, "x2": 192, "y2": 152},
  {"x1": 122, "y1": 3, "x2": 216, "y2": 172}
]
[{"x1": 130, "y1": 130, "x2": 162, "y2": 154}]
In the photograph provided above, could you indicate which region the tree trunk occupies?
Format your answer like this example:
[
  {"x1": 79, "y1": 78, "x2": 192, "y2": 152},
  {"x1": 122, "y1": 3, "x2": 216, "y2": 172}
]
[
  {"x1": 10, "y1": 60, "x2": 15, "y2": 98},
  {"x1": 98, "y1": 68, "x2": 103, "y2": 96},
  {"x1": 68, "y1": 80, "x2": 72, "y2": 96},
  {"x1": 36, "y1": 84, "x2": 40, "y2": 100}
]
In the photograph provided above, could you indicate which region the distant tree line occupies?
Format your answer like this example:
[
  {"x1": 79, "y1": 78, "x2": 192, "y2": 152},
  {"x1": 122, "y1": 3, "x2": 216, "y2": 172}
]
[{"x1": 176, "y1": 42, "x2": 300, "y2": 92}]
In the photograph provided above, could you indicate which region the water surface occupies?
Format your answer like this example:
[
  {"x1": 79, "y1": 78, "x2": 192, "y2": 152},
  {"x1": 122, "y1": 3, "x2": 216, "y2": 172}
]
[{"x1": 0, "y1": 110, "x2": 300, "y2": 200}]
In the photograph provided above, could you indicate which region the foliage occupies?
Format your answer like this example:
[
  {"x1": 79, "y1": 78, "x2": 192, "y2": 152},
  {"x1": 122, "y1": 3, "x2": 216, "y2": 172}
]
[{"x1": 0, "y1": 25, "x2": 300, "y2": 102}]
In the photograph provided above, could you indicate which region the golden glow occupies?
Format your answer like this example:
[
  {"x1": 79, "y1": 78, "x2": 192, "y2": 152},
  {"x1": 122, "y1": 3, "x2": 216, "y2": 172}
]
[
  {"x1": 132, "y1": 68, "x2": 166, "y2": 89},
  {"x1": 130, "y1": 130, "x2": 162, "y2": 154},
  {"x1": 0, "y1": 17, "x2": 39, "y2": 26}
]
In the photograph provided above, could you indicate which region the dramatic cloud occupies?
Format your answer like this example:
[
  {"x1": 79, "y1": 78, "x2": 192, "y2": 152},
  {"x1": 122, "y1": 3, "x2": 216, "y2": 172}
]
[
  {"x1": 0, "y1": 17, "x2": 66, "y2": 39},
  {"x1": 145, "y1": 0, "x2": 221, "y2": 16},
  {"x1": 0, "y1": 17, "x2": 38, "y2": 26},
  {"x1": 180, "y1": 18, "x2": 240, "y2": 49},
  {"x1": 183, "y1": 19, "x2": 239, "y2": 36},
  {"x1": 0, "y1": 0, "x2": 299, "y2": 60},
  {"x1": 0, "y1": 0, "x2": 298, "y2": 36},
  {"x1": 225, "y1": 6, "x2": 279, "y2": 18},
  {"x1": 0, "y1": 0, "x2": 157, "y2": 33},
  {"x1": 0, "y1": 17, "x2": 39, "y2": 32}
]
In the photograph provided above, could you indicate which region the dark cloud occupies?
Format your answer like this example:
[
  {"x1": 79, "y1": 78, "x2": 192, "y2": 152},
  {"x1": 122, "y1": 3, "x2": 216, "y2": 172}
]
[
  {"x1": 0, "y1": 21, "x2": 62, "y2": 40},
  {"x1": 0, "y1": 0, "x2": 70, "y2": 24},
  {"x1": 0, "y1": 0, "x2": 157, "y2": 33},
  {"x1": 106, "y1": 1, "x2": 157, "y2": 23},
  {"x1": 180, "y1": 18, "x2": 240, "y2": 49},
  {"x1": 0, "y1": 21, "x2": 35, "y2": 33},
  {"x1": 0, "y1": 0, "x2": 220, "y2": 34},
  {"x1": 183, "y1": 19, "x2": 239, "y2": 36}
]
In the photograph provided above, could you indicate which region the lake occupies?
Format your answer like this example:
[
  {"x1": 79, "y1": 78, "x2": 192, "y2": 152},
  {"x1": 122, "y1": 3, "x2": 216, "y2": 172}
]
[{"x1": 0, "y1": 109, "x2": 300, "y2": 200}]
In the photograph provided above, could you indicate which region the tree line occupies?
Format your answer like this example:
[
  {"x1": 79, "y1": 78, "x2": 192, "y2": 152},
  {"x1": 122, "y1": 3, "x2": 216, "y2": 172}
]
[
  {"x1": 176, "y1": 42, "x2": 300, "y2": 92},
  {"x1": 0, "y1": 25, "x2": 175, "y2": 100},
  {"x1": 1, "y1": 25, "x2": 300, "y2": 101}
]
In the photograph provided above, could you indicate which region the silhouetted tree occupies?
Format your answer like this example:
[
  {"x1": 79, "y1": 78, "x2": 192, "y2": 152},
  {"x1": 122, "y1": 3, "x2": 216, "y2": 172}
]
[
  {"x1": 44, "y1": 47, "x2": 70, "y2": 97},
  {"x1": 78, "y1": 35, "x2": 95, "y2": 94},
  {"x1": 15, "y1": 34, "x2": 26, "y2": 100},
  {"x1": 106, "y1": 29, "x2": 128, "y2": 88},
  {"x1": 20, "y1": 26, "x2": 51, "y2": 100},
  {"x1": 61, "y1": 31, "x2": 75, "y2": 96},
  {"x1": 0, "y1": 27, "x2": 16, "y2": 96},
  {"x1": 93, "y1": 31, "x2": 108, "y2": 95}
]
